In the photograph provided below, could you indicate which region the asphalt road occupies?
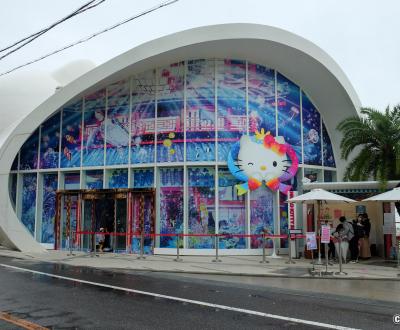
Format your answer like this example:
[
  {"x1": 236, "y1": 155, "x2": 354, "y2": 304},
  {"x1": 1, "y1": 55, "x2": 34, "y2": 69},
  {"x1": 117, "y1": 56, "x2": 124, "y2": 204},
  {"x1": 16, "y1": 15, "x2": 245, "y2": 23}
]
[{"x1": 0, "y1": 255, "x2": 398, "y2": 329}]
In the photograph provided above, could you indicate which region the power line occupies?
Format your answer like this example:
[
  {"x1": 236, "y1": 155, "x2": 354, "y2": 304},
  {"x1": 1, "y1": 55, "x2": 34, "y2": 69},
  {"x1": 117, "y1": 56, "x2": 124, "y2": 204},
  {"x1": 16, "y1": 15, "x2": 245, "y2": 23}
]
[
  {"x1": 0, "y1": 0, "x2": 179, "y2": 77},
  {"x1": 0, "y1": 0, "x2": 106, "y2": 60}
]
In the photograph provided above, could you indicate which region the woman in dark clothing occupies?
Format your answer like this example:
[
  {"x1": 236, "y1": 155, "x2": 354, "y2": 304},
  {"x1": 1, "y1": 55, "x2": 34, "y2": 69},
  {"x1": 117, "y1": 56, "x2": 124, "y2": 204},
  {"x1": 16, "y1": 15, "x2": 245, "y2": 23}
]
[{"x1": 360, "y1": 213, "x2": 371, "y2": 259}]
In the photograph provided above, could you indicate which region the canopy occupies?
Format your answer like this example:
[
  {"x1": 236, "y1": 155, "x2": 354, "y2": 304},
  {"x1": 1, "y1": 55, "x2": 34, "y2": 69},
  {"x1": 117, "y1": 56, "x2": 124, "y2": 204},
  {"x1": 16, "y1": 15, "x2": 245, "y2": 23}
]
[
  {"x1": 287, "y1": 188, "x2": 356, "y2": 204},
  {"x1": 362, "y1": 187, "x2": 400, "y2": 202}
]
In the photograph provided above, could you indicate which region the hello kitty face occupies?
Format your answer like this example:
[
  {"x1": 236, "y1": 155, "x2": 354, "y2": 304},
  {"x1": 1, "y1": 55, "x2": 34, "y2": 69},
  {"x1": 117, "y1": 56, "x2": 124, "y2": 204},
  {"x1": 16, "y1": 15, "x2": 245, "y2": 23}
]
[{"x1": 237, "y1": 135, "x2": 288, "y2": 182}]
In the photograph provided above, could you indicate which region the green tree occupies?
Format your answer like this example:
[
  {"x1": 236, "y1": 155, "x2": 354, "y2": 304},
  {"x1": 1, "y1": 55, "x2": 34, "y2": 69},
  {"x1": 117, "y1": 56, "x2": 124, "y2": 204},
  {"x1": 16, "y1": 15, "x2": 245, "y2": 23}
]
[{"x1": 336, "y1": 105, "x2": 400, "y2": 185}]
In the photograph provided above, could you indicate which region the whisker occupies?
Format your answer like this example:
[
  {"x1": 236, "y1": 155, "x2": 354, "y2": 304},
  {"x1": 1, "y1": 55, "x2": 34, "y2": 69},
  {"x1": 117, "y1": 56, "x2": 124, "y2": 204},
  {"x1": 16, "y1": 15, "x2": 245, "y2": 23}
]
[
  {"x1": 235, "y1": 169, "x2": 244, "y2": 173},
  {"x1": 282, "y1": 159, "x2": 291, "y2": 162}
]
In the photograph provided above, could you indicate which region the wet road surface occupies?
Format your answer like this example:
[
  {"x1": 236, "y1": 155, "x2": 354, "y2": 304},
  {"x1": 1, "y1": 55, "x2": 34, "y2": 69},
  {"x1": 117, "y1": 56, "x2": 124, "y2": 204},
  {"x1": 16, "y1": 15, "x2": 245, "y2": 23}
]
[{"x1": 0, "y1": 255, "x2": 398, "y2": 329}]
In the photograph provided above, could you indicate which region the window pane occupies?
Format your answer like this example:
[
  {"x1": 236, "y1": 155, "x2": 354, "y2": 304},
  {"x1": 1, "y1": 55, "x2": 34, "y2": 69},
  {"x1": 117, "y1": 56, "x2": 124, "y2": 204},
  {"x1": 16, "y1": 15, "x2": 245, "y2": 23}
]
[
  {"x1": 61, "y1": 101, "x2": 82, "y2": 168},
  {"x1": 83, "y1": 90, "x2": 106, "y2": 166},
  {"x1": 157, "y1": 63, "x2": 184, "y2": 162},
  {"x1": 218, "y1": 168, "x2": 246, "y2": 249},
  {"x1": 133, "y1": 169, "x2": 154, "y2": 188},
  {"x1": 248, "y1": 63, "x2": 276, "y2": 135},
  {"x1": 131, "y1": 70, "x2": 156, "y2": 164},
  {"x1": 64, "y1": 172, "x2": 80, "y2": 190},
  {"x1": 19, "y1": 130, "x2": 39, "y2": 170},
  {"x1": 322, "y1": 121, "x2": 336, "y2": 167},
  {"x1": 106, "y1": 81, "x2": 130, "y2": 165},
  {"x1": 188, "y1": 167, "x2": 215, "y2": 248},
  {"x1": 250, "y1": 186, "x2": 274, "y2": 248},
  {"x1": 302, "y1": 92, "x2": 322, "y2": 165},
  {"x1": 85, "y1": 170, "x2": 103, "y2": 189},
  {"x1": 108, "y1": 169, "x2": 128, "y2": 188},
  {"x1": 40, "y1": 112, "x2": 60, "y2": 169},
  {"x1": 217, "y1": 59, "x2": 246, "y2": 161},
  {"x1": 41, "y1": 173, "x2": 58, "y2": 243},
  {"x1": 159, "y1": 168, "x2": 183, "y2": 247},
  {"x1": 277, "y1": 73, "x2": 301, "y2": 160},
  {"x1": 186, "y1": 59, "x2": 215, "y2": 161},
  {"x1": 21, "y1": 173, "x2": 37, "y2": 235}
]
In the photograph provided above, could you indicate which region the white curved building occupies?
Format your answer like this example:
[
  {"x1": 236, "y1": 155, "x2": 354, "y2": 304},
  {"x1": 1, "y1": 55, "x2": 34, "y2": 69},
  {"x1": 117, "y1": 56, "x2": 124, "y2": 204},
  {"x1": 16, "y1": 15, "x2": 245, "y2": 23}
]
[{"x1": 0, "y1": 24, "x2": 360, "y2": 254}]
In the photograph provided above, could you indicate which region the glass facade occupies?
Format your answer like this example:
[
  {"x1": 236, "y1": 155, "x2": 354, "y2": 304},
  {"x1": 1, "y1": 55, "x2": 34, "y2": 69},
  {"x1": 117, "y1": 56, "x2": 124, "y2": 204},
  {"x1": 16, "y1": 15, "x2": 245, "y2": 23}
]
[{"x1": 10, "y1": 58, "x2": 337, "y2": 251}]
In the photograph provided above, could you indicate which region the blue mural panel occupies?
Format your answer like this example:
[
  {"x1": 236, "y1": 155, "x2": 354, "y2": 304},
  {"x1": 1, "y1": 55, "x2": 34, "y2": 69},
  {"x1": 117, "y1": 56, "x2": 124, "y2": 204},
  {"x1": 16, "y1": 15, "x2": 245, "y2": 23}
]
[
  {"x1": 61, "y1": 101, "x2": 82, "y2": 168},
  {"x1": 217, "y1": 59, "x2": 247, "y2": 161},
  {"x1": 106, "y1": 81, "x2": 130, "y2": 165},
  {"x1": 83, "y1": 90, "x2": 106, "y2": 166},
  {"x1": 159, "y1": 168, "x2": 183, "y2": 248},
  {"x1": 9, "y1": 174, "x2": 17, "y2": 210},
  {"x1": 40, "y1": 112, "x2": 60, "y2": 169},
  {"x1": 248, "y1": 63, "x2": 276, "y2": 135},
  {"x1": 131, "y1": 70, "x2": 156, "y2": 164},
  {"x1": 277, "y1": 73, "x2": 302, "y2": 160},
  {"x1": 133, "y1": 168, "x2": 154, "y2": 188},
  {"x1": 41, "y1": 173, "x2": 57, "y2": 243},
  {"x1": 85, "y1": 170, "x2": 103, "y2": 189},
  {"x1": 218, "y1": 168, "x2": 246, "y2": 249},
  {"x1": 250, "y1": 186, "x2": 274, "y2": 248},
  {"x1": 21, "y1": 173, "x2": 37, "y2": 235},
  {"x1": 19, "y1": 130, "x2": 39, "y2": 170},
  {"x1": 302, "y1": 92, "x2": 322, "y2": 165},
  {"x1": 157, "y1": 63, "x2": 185, "y2": 162},
  {"x1": 108, "y1": 169, "x2": 128, "y2": 188},
  {"x1": 188, "y1": 167, "x2": 215, "y2": 248},
  {"x1": 186, "y1": 59, "x2": 216, "y2": 161},
  {"x1": 11, "y1": 154, "x2": 18, "y2": 170},
  {"x1": 322, "y1": 121, "x2": 336, "y2": 168}
]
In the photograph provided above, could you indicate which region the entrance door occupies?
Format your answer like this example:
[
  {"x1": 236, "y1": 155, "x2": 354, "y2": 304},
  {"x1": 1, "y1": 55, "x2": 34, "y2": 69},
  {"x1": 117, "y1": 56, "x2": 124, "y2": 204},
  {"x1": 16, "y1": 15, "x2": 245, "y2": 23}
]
[
  {"x1": 131, "y1": 193, "x2": 155, "y2": 254},
  {"x1": 114, "y1": 198, "x2": 127, "y2": 251},
  {"x1": 59, "y1": 194, "x2": 79, "y2": 250}
]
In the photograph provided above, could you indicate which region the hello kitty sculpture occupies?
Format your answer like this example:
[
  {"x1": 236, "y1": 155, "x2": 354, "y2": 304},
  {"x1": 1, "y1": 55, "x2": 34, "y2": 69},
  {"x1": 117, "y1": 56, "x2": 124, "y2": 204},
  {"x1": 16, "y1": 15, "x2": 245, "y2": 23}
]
[{"x1": 227, "y1": 129, "x2": 298, "y2": 195}]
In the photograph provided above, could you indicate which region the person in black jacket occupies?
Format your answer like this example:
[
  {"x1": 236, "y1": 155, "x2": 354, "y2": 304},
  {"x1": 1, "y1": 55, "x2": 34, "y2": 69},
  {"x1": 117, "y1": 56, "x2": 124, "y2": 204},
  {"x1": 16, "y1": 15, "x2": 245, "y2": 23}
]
[
  {"x1": 349, "y1": 214, "x2": 363, "y2": 263},
  {"x1": 360, "y1": 214, "x2": 371, "y2": 259}
]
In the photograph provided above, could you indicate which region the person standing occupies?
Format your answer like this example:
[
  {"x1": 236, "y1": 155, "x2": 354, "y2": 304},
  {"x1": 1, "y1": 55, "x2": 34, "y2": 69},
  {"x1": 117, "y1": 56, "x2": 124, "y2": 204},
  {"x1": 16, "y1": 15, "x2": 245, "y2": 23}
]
[
  {"x1": 349, "y1": 215, "x2": 363, "y2": 263},
  {"x1": 334, "y1": 216, "x2": 353, "y2": 263},
  {"x1": 359, "y1": 213, "x2": 371, "y2": 259}
]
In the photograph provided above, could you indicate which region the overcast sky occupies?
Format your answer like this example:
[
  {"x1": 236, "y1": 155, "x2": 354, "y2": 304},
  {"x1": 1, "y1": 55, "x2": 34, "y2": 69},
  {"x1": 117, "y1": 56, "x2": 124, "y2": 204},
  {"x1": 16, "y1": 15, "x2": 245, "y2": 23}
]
[{"x1": 0, "y1": 0, "x2": 399, "y2": 119}]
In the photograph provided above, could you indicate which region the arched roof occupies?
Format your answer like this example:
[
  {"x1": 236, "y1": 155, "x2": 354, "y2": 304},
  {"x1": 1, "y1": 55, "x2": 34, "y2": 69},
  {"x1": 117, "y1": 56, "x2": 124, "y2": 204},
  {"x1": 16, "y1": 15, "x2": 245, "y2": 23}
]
[{"x1": 0, "y1": 23, "x2": 360, "y2": 251}]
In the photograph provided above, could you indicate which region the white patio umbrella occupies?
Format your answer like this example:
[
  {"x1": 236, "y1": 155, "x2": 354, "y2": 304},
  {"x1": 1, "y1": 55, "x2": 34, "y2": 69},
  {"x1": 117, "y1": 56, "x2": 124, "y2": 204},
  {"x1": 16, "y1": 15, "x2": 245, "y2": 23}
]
[
  {"x1": 287, "y1": 189, "x2": 356, "y2": 263},
  {"x1": 362, "y1": 187, "x2": 400, "y2": 202}
]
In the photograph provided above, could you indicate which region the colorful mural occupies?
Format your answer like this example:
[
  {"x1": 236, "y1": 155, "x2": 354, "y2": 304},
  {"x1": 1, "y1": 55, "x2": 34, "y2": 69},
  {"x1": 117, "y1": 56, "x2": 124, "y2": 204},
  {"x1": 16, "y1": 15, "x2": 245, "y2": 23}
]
[
  {"x1": 40, "y1": 112, "x2": 60, "y2": 169},
  {"x1": 61, "y1": 100, "x2": 82, "y2": 168},
  {"x1": 302, "y1": 92, "x2": 322, "y2": 165},
  {"x1": 108, "y1": 169, "x2": 128, "y2": 188},
  {"x1": 41, "y1": 173, "x2": 58, "y2": 243},
  {"x1": 21, "y1": 173, "x2": 37, "y2": 235}
]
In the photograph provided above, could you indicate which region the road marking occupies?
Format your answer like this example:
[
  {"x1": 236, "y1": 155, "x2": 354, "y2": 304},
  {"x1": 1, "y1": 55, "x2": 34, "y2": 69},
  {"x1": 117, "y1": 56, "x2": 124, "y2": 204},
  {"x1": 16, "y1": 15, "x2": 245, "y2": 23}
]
[
  {"x1": 0, "y1": 263, "x2": 360, "y2": 330},
  {"x1": 0, "y1": 312, "x2": 48, "y2": 330}
]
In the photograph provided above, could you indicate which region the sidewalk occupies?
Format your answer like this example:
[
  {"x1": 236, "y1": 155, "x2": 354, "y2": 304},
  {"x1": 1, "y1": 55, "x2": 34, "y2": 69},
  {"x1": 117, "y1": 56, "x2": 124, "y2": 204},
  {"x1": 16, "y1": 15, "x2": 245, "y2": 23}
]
[{"x1": 0, "y1": 246, "x2": 399, "y2": 280}]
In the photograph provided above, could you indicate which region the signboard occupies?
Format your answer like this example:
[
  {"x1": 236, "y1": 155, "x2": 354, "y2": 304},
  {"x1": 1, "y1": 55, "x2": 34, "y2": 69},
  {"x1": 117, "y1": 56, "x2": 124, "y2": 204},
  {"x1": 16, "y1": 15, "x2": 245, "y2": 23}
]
[
  {"x1": 289, "y1": 228, "x2": 302, "y2": 234},
  {"x1": 306, "y1": 232, "x2": 317, "y2": 250},
  {"x1": 288, "y1": 191, "x2": 297, "y2": 235},
  {"x1": 321, "y1": 225, "x2": 331, "y2": 244}
]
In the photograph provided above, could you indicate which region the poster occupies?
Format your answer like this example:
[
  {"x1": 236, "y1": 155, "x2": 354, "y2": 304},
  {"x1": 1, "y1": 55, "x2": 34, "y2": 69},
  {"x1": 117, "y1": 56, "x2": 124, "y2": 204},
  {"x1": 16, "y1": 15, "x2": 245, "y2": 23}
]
[
  {"x1": 108, "y1": 169, "x2": 128, "y2": 188},
  {"x1": 306, "y1": 232, "x2": 317, "y2": 250},
  {"x1": 131, "y1": 70, "x2": 156, "y2": 164},
  {"x1": 217, "y1": 59, "x2": 247, "y2": 161},
  {"x1": 106, "y1": 80, "x2": 130, "y2": 165},
  {"x1": 302, "y1": 92, "x2": 322, "y2": 165},
  {"x1": 133, "y1": 169, "x2": 154, "y2": 188},
  {"x1": 85, "y1": 170, "x2": 103, "y2": 189},
  {"x1": 321, "y1": 225, "x2": 331, "y2": 244},
  {"x1": 186, "y1": 59, "x2": 216, "y2": 161}
]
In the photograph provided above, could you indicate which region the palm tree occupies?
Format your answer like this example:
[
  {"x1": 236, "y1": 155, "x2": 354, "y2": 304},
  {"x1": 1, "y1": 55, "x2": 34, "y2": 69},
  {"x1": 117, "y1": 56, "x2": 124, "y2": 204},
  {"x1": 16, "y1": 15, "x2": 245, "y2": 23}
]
[{"x1": 336, "y1": 105, "x2": 400, "y2": 186}]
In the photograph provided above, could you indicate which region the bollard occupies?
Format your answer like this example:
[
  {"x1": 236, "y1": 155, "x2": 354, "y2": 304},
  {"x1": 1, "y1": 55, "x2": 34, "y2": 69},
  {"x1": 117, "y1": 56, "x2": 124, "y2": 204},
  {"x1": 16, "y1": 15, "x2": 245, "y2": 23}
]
[
  {"x1": 67, "y1": 230, "x2": 75, "y2": 256},
  {"x1": 260, "y1": 232, "x2": 269, "y2": 264},
  {"x1": 174, "y1": 233, "x2": 183, "y2": 262},
  {"x1": 285, "y1": 237, "x2": 295, "y2": 264},
  {"x1": 334, "y1": 239, "x2": 347, "y2": 275},
  {"x1": 212, "y1": 234, "x2": 222, "y2": 262},
  {"x1": 137, "y1": 231, "x2": 146, "y2": 260}
]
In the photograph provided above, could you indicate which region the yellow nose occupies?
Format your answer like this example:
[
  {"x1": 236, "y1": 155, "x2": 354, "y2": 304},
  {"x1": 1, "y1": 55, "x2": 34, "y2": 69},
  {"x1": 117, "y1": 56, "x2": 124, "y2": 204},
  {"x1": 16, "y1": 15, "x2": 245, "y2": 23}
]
[{"x1": 260, "y1": 165, "x2": 267, "y2": 171}]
